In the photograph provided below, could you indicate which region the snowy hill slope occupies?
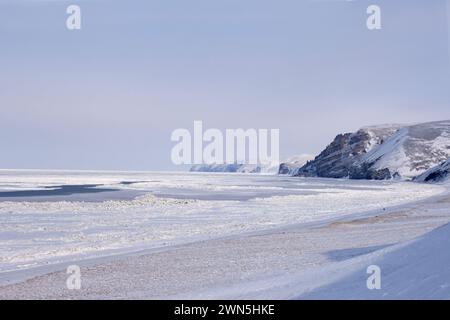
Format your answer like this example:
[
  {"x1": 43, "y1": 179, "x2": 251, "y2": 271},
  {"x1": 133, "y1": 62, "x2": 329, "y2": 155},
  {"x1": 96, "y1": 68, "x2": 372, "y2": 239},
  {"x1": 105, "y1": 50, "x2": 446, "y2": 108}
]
[
  {"x1": 361, "y1": 121, "x2": 450, "y2": 179},
  {"x1": 416, "y1": 159, "x2": 450, "y2": 183},
  {"x1": 294, "y1": 120, "x2": 450, "y2": 180},
  {"x1": 303, "y1": 222, "x2": 450, "y2": 299}
]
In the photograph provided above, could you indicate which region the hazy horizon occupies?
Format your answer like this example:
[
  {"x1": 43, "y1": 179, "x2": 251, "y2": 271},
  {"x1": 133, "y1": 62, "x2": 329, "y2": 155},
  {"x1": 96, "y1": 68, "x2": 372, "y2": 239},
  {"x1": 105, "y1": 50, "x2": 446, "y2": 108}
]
[{"x1": 1, "y1": 0, "x2": 450, "y2": 171}]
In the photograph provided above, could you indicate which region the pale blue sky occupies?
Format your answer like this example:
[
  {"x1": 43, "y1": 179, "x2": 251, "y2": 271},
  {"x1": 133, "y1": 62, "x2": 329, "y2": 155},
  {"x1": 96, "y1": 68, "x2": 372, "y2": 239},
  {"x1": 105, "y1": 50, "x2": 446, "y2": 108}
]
[{"x1": 1, "y1": 0, "x2": 450, "y2": 170}]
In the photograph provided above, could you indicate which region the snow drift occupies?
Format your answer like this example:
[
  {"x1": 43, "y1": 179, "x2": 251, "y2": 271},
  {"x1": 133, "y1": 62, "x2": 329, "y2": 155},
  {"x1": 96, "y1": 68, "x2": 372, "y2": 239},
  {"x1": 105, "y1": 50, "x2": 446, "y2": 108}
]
[{"x1": 303, "y1": 222, "x2": 450, "y2": 299}]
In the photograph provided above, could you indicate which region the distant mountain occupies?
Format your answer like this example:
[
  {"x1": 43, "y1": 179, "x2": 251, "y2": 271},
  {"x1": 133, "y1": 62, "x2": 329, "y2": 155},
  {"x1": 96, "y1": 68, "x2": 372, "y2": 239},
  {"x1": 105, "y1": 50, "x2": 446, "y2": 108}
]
[
  {"x1": 189, "y1": 121, "x2": 450, "y2": 181},
  {"x1": 190, "y1": 163, "x2": 261, "y2": 173},
  {"x1": 292, "y1": 121, "x2": 450, "y2": 180},
  {"x1": 415, "y1": 159, "x2": 450, "y2": 183},
  {"x1": 190, "y1": 154, "x2": 314, "y2": 175},
  {"x1": 190, "y1": 163, "x2": 282, "y2": 174}
]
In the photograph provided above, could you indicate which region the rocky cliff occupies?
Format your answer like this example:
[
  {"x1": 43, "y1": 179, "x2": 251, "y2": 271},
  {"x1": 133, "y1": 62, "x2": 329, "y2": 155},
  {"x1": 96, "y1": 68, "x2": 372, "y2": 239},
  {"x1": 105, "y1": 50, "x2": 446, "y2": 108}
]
[
  {"x1": 292, "y1": 121, "x2": 450, "y2": 180},
  {"x1": 292, "y1": 125, "x2": 402, "y2": 179}
]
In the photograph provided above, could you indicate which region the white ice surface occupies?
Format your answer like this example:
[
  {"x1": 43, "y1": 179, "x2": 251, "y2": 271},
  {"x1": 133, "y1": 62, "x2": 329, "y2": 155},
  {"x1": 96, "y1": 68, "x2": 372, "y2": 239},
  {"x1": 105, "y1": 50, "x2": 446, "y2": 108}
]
[{"x1": 0, "y1": 170, "x2": 445, "y2": 278}]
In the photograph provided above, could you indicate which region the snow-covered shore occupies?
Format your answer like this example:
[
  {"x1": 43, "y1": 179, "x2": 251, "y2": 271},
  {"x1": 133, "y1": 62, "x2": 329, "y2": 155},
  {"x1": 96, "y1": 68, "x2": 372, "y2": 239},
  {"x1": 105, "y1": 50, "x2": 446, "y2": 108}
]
[
  {"x1": 0, "y1": 171, "x2": 449, "y2": 299},
  {"x1": 0, "y1": 171, "x2": 443, "y2": 277}
]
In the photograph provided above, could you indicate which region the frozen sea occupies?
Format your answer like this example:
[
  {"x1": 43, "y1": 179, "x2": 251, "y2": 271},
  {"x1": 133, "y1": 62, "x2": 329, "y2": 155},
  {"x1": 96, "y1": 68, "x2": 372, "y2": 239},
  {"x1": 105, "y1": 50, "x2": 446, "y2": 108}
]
[{"x1": 0, "y1": 170, "x2": 445, "y2": 276}]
